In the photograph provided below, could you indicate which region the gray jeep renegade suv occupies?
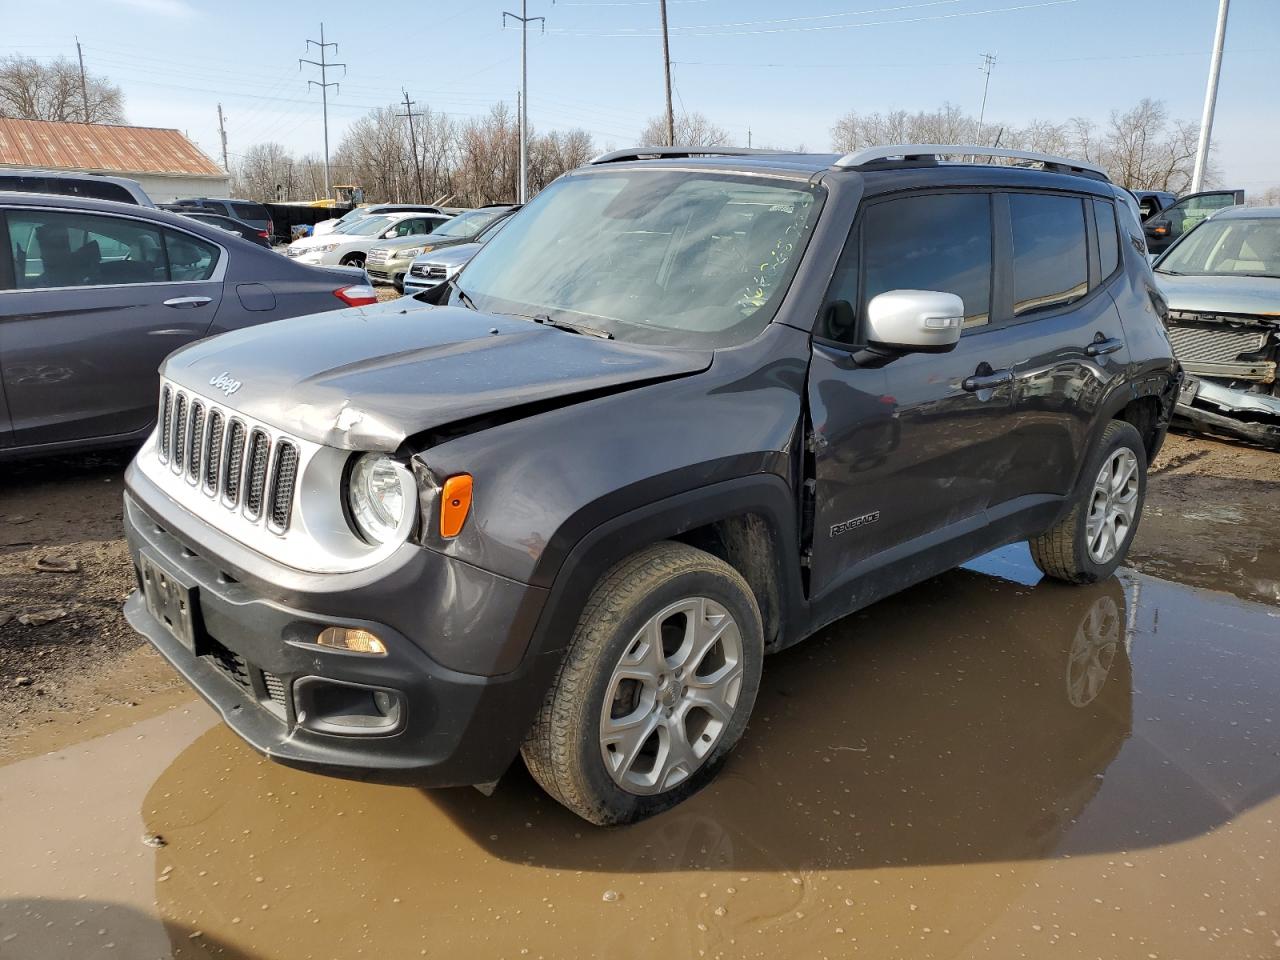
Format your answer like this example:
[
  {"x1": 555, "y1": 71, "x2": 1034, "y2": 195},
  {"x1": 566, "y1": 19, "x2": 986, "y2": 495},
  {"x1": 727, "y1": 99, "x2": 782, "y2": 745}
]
[{"x1": 122, "y1": 145, "x2": 1179, "y2": 824}]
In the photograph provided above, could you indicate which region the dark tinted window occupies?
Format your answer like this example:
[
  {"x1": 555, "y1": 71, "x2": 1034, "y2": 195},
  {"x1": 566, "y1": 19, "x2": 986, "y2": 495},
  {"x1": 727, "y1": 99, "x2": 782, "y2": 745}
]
[
  {"x1": 231, "y1": 202, "x2": 268, "y2": 222},
  {"x1": 1010, "y1": 193, "x2": 1088, "y2": 316},
  {"x1": 862, "y1": 192, "x2": 993, "y2": 329},
  {"x1": 1094, "y1": 199, "x2": 1120, "y2": 279},
  {"x1": 0, "y1": 175, "x2": 134, "y2": 204}
]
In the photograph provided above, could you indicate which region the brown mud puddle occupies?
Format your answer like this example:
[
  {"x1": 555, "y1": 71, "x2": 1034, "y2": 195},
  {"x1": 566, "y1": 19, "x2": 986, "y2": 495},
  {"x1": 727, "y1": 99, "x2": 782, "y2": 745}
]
[{"x1": 3, "y1": 547, "x2": 1279, "y2": 959}]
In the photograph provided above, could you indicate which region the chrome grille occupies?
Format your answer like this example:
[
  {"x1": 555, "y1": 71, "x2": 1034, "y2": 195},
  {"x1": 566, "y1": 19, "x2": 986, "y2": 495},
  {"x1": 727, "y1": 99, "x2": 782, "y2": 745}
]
[
  {"x1": 244, "y1": 430, "x2": 270, "y2": 519},
  {"x1": 270, "y1": 443, "x2": 299, "y2": 531},
  {"x1": 426, "y1": 264, "x2": 447, "y2": 279},
  {"x1": 187, "y1": 402, "x2": 204, "y2": 482},
  {"x1": 158, "y1": 387, "x2": 172, "y2": 461},
  {"x1": 204, "y1": 410, "x2": 224, "y2": 492},
  {"x1": 154, "y1": 384, "x2": 300, "y2": 536},
  {"x1": 409, "y1": 263, "x2": 429, "y2": 278},
  {"x1": 1167, "y1": 324, "x2": 1268, "y2": 364},
  {"x1": 173, "y1": 393, "x2": 188, "y2": 472},
  {"x1": 224, "y1": 420, "x2": 246, "y2": 504},
  {"x1": 367, "y1": 248, "x2": 389, "y2": 266}
]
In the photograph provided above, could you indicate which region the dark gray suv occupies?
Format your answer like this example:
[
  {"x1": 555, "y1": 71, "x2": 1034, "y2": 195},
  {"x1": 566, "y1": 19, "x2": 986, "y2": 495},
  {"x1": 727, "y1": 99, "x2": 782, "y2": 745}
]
[{"x1": 121, "y1": 145, "x2": 1179, "y2": 824}]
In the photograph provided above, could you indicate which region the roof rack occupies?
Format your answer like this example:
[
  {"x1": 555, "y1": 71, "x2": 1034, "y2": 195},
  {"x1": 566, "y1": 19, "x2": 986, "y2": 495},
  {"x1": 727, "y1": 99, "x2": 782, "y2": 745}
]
[
  {"x1": 833, "y1": 144, "x2": 1109, "y2": 180},
  {"x1": 590, "y1": 146, "x2": 787, "y2": 165}
]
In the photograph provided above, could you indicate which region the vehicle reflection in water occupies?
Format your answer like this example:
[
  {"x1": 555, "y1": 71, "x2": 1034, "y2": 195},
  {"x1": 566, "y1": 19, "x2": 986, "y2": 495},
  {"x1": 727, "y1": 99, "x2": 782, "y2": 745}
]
[{"x1": 122, "y1": 548, "x2": 1280, "y2": 959}]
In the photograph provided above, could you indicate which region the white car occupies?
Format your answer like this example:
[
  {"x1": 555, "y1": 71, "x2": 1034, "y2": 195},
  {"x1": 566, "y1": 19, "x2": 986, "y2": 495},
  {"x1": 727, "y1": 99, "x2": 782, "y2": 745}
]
[
  {"x1": 313, "y1": 204, "x2": 446, "y2": 237},
  {"x1": 285, "y1": 212, "x2": 451, "y2": 269}
]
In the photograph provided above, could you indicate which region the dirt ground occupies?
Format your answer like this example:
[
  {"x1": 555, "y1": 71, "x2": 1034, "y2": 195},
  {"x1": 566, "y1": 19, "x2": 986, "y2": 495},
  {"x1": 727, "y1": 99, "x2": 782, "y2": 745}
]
[{"x1": 1, "y1": 428, "x2": 1275, "y2": 756}]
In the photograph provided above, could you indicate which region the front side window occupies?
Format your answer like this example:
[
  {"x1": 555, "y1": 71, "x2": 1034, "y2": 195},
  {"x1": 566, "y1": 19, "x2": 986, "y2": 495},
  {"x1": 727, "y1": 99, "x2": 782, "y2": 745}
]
[
  {"x1": 230, "y1": 202, "x2": 267, "y2": 222},
  {"x1": 1157, "y1": 217, "x2": 1280, "y2": 279},
  {"x1": 7, "y1": 210, "x2": 168, "y2": 288},
  {"x1": 457, "y1": 170, "x2": 821, "y2": 347},
  {"x1": 1010, "y1": 193, "x2": 1088, "y2": 317},
  {"x1": 857, "y1": 192, "x2": 993, "y2": 333}
]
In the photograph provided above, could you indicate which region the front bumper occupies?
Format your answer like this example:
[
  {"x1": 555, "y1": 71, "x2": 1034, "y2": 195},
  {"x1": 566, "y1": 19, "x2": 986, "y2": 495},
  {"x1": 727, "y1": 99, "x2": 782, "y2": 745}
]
[
  {"x1": 1175, "y1": 377, "x2": 1280, "y2": 449},
  {"x1": 121, "y1": 473, "x2": 552, "y2": 786},
  {"x1": 366, "y1": 261, "x2": 409, "y2": 286}
]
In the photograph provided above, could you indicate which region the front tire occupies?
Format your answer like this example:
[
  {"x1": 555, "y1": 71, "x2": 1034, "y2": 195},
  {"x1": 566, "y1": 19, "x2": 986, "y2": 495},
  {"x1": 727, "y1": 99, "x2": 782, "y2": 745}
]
[
  {"x1": 340, "y1": 252, "x2": 365, "y2": 269},
  {"x1": 1030, "y1": 419, "x2": 1148, "y2": 583},
  {"x1": 522, "y1": 542, "x2": 764, "y2": 825}
]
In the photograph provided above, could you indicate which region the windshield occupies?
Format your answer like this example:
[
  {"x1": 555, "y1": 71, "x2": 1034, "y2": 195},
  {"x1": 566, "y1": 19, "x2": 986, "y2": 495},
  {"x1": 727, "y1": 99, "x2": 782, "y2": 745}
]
[
  {"x1": 336, "y1": 209, "x2": 369, "y2": 225},
  {"x1": 1158, "y1": 218, "x2": 1280, "y2": 278},
  {"x1": 455, "y1": 171, "x2": 821, "y2": 347},
  {"x1": 335, "y1": 215, "x2": 393, "y2": 237},
  {"x1": 433, "y1": 208, "x2": 505, "y2": 239}
]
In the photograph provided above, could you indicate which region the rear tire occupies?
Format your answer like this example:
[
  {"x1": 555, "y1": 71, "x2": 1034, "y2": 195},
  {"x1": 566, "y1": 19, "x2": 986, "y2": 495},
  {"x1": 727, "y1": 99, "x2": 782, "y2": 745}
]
[
  {"x1": 522, "y1": 541, "x2": 764, "y2": 825},
  {"x1": 1030, "y1": 419, "x2": 1148, "y2": 584}
]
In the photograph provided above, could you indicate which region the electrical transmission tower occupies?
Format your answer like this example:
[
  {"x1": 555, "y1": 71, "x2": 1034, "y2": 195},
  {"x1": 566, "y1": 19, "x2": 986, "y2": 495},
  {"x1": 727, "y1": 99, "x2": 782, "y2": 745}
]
[{"x1": 300, "y1": 23, "x2": 345, "y2": 201}]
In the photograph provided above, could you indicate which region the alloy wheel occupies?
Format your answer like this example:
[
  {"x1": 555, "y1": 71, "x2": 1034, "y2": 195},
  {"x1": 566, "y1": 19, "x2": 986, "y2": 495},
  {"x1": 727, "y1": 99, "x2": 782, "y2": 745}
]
[
  {"x1": 599, "y1": 597, "x2": 744, "y2": 795},
  {"x1": 1086, "y1": 447, "x2": 1140, "y2": 564}
]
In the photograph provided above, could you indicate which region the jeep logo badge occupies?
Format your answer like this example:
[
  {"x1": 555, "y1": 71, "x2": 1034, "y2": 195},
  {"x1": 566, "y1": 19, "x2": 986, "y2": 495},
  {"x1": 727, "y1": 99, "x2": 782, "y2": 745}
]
[{"x1": 209, "y1": 372, "x2": 242, "y2": 396}]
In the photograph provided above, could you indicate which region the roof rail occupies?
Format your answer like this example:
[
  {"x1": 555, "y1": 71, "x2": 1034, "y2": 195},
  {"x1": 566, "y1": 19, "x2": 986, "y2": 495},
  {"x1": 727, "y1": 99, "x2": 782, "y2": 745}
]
[
  {"x1": 590, "y1": 146, "x2": 787, "y2": 165},
  {"x1": 833, "y1": 144, "x2": 1110, "y2": 180}
]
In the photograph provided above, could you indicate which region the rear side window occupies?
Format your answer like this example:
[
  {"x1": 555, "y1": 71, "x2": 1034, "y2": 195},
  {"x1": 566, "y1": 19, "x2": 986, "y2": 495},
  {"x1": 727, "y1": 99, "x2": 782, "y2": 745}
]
[
  {"x1": 1094, "y1": 199, "x2": 1120, "y2": 280},
  {"x1": 1010, "y1": 194, "x2": 1088, "y2": 317},
  {"x1": 231, "y1": 202, "x2": 268, "y2": 222},
  {"x1": 164, "y1": 229, "x2": 220, "y2": 281},
  {"x1": 862, "y1": 192, "x2": 993, "y2": 329}
]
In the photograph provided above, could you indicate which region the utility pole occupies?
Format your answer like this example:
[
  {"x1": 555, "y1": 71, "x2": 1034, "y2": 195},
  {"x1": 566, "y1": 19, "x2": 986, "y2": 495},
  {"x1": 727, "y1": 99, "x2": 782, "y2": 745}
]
[
  {"x1": 216, "y1": 103, "x2": 229, "y2": 172},
  {"x1": 398, "y1": 90, "x2": 426, "y2": 204},
  {"x1": 1191, "y1": 0, "x2": 1230, "y2": 192},
  {"x1": 300, "y1": 23, "x2": 345, "y2": 201},
  {"x1": 502, "y1": 2, "x2": 544, "y2": 204},
  {"x1": 976, "y1": 53, "x2": 997, "y2": 145},
  {"x1": 75, "y1": 36, "x2": 89, "y2": 123},
  {"x1": 747, "y1": 127, "x2": 752, "y2": 148},
  {"x1": 659, "y1": 0, "x2": 675, "y2": 146}
]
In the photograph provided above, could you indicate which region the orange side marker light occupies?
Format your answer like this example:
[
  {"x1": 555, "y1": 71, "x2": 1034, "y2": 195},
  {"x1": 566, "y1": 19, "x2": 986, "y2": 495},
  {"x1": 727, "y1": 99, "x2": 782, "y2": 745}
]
[{"x1": 440, "y1": 474, "x2": 473, "y2": 538}]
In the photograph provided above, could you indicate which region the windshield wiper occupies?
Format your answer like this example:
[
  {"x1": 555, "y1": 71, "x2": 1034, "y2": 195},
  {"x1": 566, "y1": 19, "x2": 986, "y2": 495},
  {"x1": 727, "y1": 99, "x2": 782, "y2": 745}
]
[
  {"x1": 443, "y1": 276, "x2": 478, "y2": 310},
  {"x1": 523, "y1": 313, "x2": 614, "y2": 339}
]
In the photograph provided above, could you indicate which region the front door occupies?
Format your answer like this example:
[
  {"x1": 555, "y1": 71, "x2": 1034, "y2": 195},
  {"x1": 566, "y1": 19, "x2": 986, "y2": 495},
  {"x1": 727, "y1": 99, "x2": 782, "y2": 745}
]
[
  {"x1": 0, "y1": 207, "x2": 224, "y2": 449},
  {"x1": 807, "y1": 190, "x2": 1024, "y2": 599}
]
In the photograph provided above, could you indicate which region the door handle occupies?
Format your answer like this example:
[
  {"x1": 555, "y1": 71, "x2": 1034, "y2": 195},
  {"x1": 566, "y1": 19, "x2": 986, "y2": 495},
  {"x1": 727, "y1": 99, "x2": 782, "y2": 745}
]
[
  {"x1": 962, "y1": 368, "x2": 1014, "y2": 392},
  {"x1": 163, "y1": 296, "x2": 212, "y2": 309},
  {"x1": 1086, "y1": 336, "x2": 1124, "y2": 357}
]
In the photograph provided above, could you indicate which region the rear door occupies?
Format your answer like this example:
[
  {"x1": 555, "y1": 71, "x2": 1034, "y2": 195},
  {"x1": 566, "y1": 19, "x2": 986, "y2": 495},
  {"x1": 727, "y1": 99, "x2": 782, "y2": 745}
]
[
  {"x1": 1144, "y1": 190, "x2": 1243, "y2": 253},
  {"x1": 0, "y1": 206, "x2": 225, "y2": 448},
  {"x1": 995, "y1": 191, "x2": 1130, "y2": 507}
]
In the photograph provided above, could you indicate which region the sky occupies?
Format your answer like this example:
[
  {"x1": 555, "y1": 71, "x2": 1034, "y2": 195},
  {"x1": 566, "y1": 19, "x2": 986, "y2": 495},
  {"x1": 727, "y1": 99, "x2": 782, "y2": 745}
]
[{"x1": 2, "y1": 0, "x2": 1278, "y2": 191}]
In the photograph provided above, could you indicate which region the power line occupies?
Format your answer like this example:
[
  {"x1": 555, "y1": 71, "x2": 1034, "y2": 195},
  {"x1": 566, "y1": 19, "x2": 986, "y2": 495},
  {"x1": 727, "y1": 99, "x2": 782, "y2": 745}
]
[{"x1": 299, "y1": 22, "x2": 345, "y2": 200}]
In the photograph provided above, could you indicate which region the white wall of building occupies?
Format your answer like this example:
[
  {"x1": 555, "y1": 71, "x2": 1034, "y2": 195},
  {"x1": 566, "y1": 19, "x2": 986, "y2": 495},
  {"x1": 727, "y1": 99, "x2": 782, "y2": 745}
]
[{"x1": 136, "y1": 173, "x2": 231, "y2": 204}]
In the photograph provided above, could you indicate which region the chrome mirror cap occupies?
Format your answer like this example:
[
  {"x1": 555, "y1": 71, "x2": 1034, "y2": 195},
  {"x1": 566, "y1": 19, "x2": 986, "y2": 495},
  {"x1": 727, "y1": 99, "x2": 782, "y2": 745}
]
[{"x1": 865, "y1": 289, "x2": 965, "y2": 353}]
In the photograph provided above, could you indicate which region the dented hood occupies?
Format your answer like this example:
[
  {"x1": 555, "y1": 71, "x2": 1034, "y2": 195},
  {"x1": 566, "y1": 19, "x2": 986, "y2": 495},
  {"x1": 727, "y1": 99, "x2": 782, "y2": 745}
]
[
  {"x1": 1156, "y1": 272, "x2": 1280, "y2": 320},
  {"x1": 162, "y1": 300, "x2": 712, "y2": 450}
]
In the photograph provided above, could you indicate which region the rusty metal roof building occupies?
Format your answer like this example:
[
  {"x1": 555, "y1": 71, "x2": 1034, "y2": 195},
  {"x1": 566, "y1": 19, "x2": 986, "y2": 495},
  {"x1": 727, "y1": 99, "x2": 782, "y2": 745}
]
[{"x1": 0, "y1": 118, "x2": 229, "y2": 203}]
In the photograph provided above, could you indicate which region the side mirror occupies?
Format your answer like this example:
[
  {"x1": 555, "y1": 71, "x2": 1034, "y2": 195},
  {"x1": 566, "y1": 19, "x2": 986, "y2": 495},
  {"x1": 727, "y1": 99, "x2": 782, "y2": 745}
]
[
  {"x1": 1144, "y1": 219, "x2": 1171, "y2": 239},
  {"x1": 384, "y1": 230, "x2": 397, "y2": 238},
  {"x1": 865, "y1": 290, "x2": 964, "y2": 353}
]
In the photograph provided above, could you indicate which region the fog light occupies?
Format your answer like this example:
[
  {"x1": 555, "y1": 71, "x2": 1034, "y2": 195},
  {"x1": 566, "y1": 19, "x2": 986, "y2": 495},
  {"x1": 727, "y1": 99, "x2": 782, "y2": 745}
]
[{"x1": 316, "y1": 627, "x2": 387, "y2": 655}]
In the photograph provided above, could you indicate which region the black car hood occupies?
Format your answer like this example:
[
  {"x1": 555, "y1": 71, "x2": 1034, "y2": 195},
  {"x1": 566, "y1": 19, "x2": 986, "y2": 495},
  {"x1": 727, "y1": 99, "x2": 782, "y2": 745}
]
[{"x1": 163, "y1": 300, "x2": 712, "y2": 450}]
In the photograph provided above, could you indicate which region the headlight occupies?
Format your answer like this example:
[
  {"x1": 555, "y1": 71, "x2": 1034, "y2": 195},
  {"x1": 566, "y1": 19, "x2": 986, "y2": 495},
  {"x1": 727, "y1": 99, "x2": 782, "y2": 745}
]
[
  {"x1": 347, "y1": 453, "x2": 411, "y2": 544},
  {"x1": 320, "y1": 242, "x2": 341, "y2": 253},
  {"x1": 398, "y1": 246, "x2": 426, "y2": 260}
]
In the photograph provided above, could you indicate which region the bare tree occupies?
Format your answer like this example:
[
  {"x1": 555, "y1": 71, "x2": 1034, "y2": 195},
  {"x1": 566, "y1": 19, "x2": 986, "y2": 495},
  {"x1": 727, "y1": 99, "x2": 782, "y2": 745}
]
[
  {"x1": 638, "y1": 111, "x2": 729, "y2": 147},
  {"x1": 231, "y1": 142, "x2": 297, "y2": 201},
  {"x1": 830, "y1": 97, "x2": 1211, "y2": 190},
  {"x1": 0, "y1": 55, "x2": 124, "y2": 124}
]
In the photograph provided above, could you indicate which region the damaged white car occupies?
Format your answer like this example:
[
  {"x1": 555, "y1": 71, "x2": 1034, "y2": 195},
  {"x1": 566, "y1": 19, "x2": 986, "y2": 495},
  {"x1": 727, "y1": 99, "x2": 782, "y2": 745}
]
[{"x1": 1154, "y1": 206, "x2": 1280, "y2": 450}]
